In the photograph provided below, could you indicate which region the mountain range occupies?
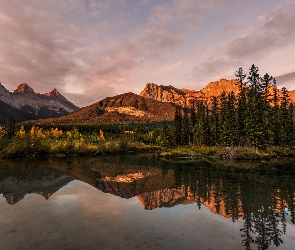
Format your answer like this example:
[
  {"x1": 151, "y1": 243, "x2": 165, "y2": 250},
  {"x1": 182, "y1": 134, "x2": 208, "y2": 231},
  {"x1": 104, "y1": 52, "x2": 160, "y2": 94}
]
[
  {"x1": 24, "y1": 79, "x2": 295, "y2": 125},
  {"x1": 1, "y1": 79, "x2": 295, "y2": 125},
  {"x1": 0, "y1": 82, "x2": 78, "y2": 123}
]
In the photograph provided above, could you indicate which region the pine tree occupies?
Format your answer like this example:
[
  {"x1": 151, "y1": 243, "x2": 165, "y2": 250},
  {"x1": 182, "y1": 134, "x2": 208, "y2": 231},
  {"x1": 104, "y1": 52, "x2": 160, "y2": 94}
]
[
  {"x1": 271, "y1": 79, "x2": 280, "y2": 146},
  {"x1": 190, "y1": 103, "x2": 197, "y2": 128},
  {"x1": 245, "y1": 65, "x2": 267, "y2": 148},
  {"x1": 210, "y1": 96, "x2": 220, "y2": 145},
  {"x1": 235, "y1": 67, "x2": 247, "y2": 93},
  {"x1": 174, "y1": 108, "x2": 182, "y2": 146},
  {"x1": 235, "y1": 67, "x2": 247, "y2": 145},
  {"x1": 261, "y1": 73, "x2": 273, "y2": 101},
  {"x1": 194, "y1": 101, "x2": 206, "y2": 147},
  {"x1": 287, "y1": 103, "x2": 294, "y2": 146},
  {"x1": 204, "y1": 101, "x2": 211, "y2": 145},
  {"x1": 279, "y1": 87, "x2": 291, "y2": 147},
  {"x1": 219, "y1": 91, "x2": 237, "y2": 146},
  {"x1": 161, "y1": 120, "x2": 173, "y2": 147},
  {"x1": 181, "y1": 108, "x2": 191, "y2": 145},
  {"x1": 248, "y1": 64, "x2": 262, "y2": 93}
]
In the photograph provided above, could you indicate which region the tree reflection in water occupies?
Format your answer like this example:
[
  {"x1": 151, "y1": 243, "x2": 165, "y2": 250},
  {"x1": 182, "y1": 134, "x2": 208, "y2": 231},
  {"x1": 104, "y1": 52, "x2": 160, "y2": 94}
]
[
  {"x1": 1, "y1": 156, "x2": 295, "y2": 249},
  {"x1": 171, "y1": 160, "x2": 295, "y2": 250}
]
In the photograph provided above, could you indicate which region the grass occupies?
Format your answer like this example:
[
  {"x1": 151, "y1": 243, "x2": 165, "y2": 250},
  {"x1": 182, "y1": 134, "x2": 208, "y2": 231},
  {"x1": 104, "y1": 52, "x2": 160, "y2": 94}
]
[{"x1": 157, "y1": 145, "x2": 295, "y2": 160}]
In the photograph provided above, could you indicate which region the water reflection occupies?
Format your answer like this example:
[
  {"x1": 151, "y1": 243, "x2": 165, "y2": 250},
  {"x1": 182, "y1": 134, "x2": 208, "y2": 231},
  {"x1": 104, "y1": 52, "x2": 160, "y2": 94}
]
[{"x1": 0, "y1": 156, "x2": 295, "y2": 249}]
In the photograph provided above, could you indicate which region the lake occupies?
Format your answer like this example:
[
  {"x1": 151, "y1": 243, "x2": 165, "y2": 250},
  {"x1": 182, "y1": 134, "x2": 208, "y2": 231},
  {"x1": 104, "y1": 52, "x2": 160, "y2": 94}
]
[{"x1": 1, "y1": 154, "x2": 295, "y2": 250}]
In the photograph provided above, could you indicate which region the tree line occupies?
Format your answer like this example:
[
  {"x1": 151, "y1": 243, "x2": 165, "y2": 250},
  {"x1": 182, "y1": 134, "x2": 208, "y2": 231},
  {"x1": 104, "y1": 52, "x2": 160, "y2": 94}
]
[{"x1": 163, "y1": 65, "x2": 294, "y2": 149}]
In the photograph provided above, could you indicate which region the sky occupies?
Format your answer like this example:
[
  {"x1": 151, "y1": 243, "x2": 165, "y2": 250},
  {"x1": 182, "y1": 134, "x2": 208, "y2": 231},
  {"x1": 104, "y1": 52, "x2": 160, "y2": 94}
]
[{"x1": 0, "y1": 0, "x2": 295, "y2": 107}]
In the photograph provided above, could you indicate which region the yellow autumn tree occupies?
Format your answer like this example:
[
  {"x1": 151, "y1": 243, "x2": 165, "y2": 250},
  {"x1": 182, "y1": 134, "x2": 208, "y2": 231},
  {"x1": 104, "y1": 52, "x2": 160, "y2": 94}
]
[
  {"x1": 16, "y1": 125, "x2": 26, "y2": 137},
  {"x1": 0, "y1": 126, "x2": 6, "y2": 140},
  {"x1": 99, "y1": 129, "x2": 105, "y2": 141}
]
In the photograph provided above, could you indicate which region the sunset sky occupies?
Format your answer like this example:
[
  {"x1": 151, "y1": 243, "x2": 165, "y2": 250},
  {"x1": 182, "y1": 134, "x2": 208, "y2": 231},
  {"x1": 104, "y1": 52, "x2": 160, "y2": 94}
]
[{"x1": 0, "y1": 0, "x2": 295, "y2": 107}]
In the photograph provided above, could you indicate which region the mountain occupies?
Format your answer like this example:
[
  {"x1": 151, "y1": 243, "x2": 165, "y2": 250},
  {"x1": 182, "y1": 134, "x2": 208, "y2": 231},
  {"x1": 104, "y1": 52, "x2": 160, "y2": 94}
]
[
  {"x1": 20, "y1": 78, "x2": 295, "y2": 125},
  {"x1": 24, "y1": 92, "x2": 180, "y2": 125},
  {"x1": 0, "y1": 82, "x2": 78, "y2": 118},
  {"x1": 140, "y1": 79, "x2": 240, "y2": 107},
  {"x1": 0, "y1": 99, "x2": 39, "y2": 125},
  {"x1": 0, "y1": 168, "x2": 73, "y2": 205},
  {"x1": 140, "y1": 79, "x2": 295, "y2": 107}
]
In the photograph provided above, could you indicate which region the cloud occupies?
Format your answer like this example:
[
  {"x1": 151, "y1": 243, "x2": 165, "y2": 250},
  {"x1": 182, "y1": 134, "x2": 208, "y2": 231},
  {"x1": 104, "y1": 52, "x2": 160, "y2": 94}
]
[
  {"x1": 227, "y1": 3, "x2": 295, "y2": 59},
  {"x1": 0, "y1": 0, "x2": 83, "y2": 90},
  {"x1": 264, "y1": 4, "x2": 295, "y2": 31},
  {"x1": 227, "y1": 31, "x2": 279, "y2": 58},
  {"x1": 0, "y1": 0, "x2": 188, "y2": 105},
  {"x1": 191, "y1": 57, "x2": 243, "y2": 86},
  {"x1": 275, "y1": 72, "x2": 295, "y2": 89},
  {"x1": 148, "y1": 4, "x2": 174, "y2": 27},
  {"x1": 148, "y1": 0, "x2": 224, "y2": 29}
]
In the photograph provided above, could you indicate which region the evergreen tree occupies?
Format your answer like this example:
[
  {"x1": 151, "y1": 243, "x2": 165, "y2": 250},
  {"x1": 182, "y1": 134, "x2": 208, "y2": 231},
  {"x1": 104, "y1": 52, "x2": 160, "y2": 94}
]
[
  {"x1": 194, "y1": 101, "x2": 206, "y2": 147},
  {"x1": 161, "y1": 120, "x2": 173, "y2": 147},
  {"x1": 271, "y1": 79, "x2": 281, "y2": 146},
  {"x1": 219, "y1": 91, "x2": 237, "y2": 146},
  {"x1": 261, "y1": 73, "x2": 273, "y2": 101},
  {"x1": 210, "y1": 96, "x2": 220, "y2": 145},
  {"x1": 287, "y1": 103, "x2": 295, "y2": 146},
  {"x1": 279, "y1": 87, "x2": 291, "y2": 147},
  {"x1": 174, "y1": 108, "x2": 182, "y2": 146},
  {"x1": 181, "y1": 108, "x2": 191, "y2": 145},
  {"x1": 235, "y1": 67, "x2": 247, "y2": 93},
  {"x1": 204, "y1": 101, "x2": 211, "y2": 145},
  {"x1": 190, "y1": 103, "x2": 197, "y2": 128},
  {"x1": 235, "y1": 67, "x2": 247, "y2": 145},
  {"x1": 248, "y1": 64, "x2": 262, "y2": 93},
  {"x1": 245, "y1": 65, "x2": 267, "y2": 148}
]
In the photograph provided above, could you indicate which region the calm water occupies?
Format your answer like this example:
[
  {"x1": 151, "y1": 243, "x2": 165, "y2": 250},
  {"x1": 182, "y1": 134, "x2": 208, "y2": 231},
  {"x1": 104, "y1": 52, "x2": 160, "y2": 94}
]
[{"x1": 1, "y1": 155, "x2": 295, "y2": 250}]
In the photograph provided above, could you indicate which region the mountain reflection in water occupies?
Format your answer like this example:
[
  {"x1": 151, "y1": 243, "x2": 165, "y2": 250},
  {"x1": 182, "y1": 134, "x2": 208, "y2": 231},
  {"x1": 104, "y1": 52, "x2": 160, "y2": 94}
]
[{"x1": 0, "y1": 155, "x2": 295, "y2": 250}]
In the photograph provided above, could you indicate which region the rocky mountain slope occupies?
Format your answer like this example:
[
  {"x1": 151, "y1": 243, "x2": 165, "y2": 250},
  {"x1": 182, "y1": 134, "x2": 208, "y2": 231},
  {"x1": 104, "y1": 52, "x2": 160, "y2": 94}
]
[
  {"x1": 140, "y1": 79, "x2": 240, "y2": 107},
  {"x1": 140, "y1": 79, "x2": 295, "y2": 107},
  {"x1": 24, "y1": 92, "x2": 180, "y2": 125},
  {"x1": 0, "y1": 99, "x2": 39, "y2": 125},
  {"x1": 0, "y1": 82, "x2": 78, "y2": 118}
]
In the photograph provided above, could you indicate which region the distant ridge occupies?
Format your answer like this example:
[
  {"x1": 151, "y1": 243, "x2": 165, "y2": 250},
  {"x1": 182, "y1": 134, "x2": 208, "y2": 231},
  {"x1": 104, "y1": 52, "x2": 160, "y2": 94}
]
[
  {"x1": 0, "y1": 82, "x2": 78, "y2": 119},
  {"x1": 140, "y1": 79, "x2": 295, "y2": 107},
  {"x1": 0, "y1": 99, "x2": 39, "y2": 125}
]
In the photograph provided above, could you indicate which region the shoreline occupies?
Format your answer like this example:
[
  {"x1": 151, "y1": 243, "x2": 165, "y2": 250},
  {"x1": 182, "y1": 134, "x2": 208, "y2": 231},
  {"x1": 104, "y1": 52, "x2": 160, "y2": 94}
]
[
  {"x1": 156, "y1": 145, "x2": 295, "y2": 161},
  {"x1": 1, "y1": 144, "x2": 294, "y2": 161}
]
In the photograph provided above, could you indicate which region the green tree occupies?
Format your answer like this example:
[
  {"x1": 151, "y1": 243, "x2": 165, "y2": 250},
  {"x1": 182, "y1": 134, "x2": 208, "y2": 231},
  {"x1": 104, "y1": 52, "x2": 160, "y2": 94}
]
[
  {"x1": 219, "y1": 91, "x2": 237, "y2": 146},
  {"x1": 235, "y1": 67, "x2": 247, "y2": 145},
  {"x1": 194, "y1": 101, "x2": 206, "y2": 147},
  {"x1": 174, "y1": 108, "x2": 182, "y2": 146},
  {"x1": 210, "y1": 96, "x2": 220, "y2": 145},
  {"x1": 181, "y1": 108, "x2": 191, "y2": 145},
  {"x1": 271, "y1": 79, "x2": 280, "y2": 146}
]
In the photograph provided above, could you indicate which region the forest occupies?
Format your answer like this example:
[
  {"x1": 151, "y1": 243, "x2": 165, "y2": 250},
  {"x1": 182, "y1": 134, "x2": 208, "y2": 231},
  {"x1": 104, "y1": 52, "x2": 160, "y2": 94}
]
[{"x1": 167, "y1": 64, "x2": 295, "y2": 149}]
